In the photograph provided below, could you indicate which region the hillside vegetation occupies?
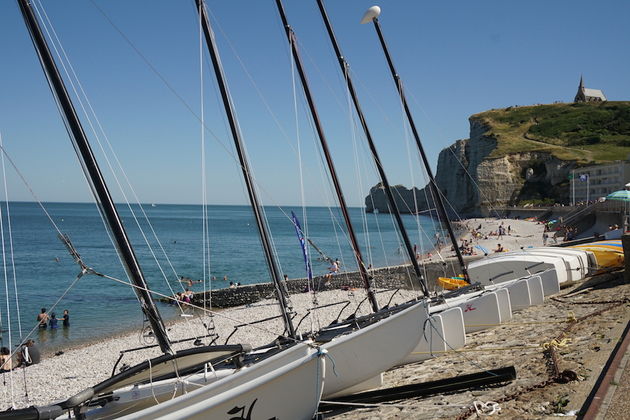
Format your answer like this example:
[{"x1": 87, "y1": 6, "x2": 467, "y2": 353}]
[{"x1": 472, "y1": 101, "x2": 630, "y2": 163}]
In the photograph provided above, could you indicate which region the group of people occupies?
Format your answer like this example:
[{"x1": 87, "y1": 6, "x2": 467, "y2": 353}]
[
  {"x1": 175, "y1": 288, "x2": 195, "y2": 303},
  {"x1": 456, "y1": 238, "x2": 477, "y2": 256},
  {"x1": 37, "y1": 307, "x2": 70, "y2": 329},
  {"x1": 0, "y1": 339, "x2": 41, "y2": 373}
]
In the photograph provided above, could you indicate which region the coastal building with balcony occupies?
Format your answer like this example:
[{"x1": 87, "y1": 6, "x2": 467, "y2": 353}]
[{"x1": 570, "y1": 160, "x2": 630, "y2": 204}]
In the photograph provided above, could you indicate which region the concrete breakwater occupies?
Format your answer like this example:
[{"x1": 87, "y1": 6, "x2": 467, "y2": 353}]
[{"x1": 182, "y1": 255, "x2": 481, "y2": 309}]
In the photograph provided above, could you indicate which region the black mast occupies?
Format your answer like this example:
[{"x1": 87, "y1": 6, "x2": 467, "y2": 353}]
[
  {"x1": 364, "y1": 8, "x2": 469, "y2": 281},
  {"x1": 316, "y1": 0, "x2": 430, "y2": 297},
  {"x1": 195, "y1": 0, "x2": 296, "y2": 337},
  {"x1": 17, "y1": 0, "x2": 173, "y2": 353},
  {"x1": 273, "y1": 0, "x2": 378, "y2": 312}
]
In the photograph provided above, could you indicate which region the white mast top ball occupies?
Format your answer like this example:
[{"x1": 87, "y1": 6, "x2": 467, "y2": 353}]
[{"x1": 360, "y1": 6, "x2": 381, "y2": 24}]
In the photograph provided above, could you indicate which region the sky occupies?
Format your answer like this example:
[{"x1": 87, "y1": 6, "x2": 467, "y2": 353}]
[{"x1": 0, "y1": 0, "x2": 628, "y2": 208}]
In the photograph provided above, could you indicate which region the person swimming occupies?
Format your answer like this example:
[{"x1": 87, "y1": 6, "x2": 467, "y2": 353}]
[
  {"x1": 49, "y1": 313, "x2": 59, "y2": 329},
  {"x1": 36, "y1": 308, "x2": 49, "y2": 329},
  {"x1": 60, "y1": 309, "x2": 70, "y2": 327}
]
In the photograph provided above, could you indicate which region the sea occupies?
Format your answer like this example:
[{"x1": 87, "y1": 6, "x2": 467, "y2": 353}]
[{"x1": 0, "y1": 202, "x2": 439, "y2": 351}]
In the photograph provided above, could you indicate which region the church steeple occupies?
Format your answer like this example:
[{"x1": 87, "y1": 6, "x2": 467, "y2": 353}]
[
  {"x1": 574, "y1": 75, "x2": 606, "y2": 102},
  {"x1": 575, "y1": 75, "x2": 586, "y2": 102}
]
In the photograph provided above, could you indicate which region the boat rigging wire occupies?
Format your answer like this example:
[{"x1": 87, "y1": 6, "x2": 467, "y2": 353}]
[
  {"x1": 33, "y1": 0, "x2": 193, "y2": 323},
  {"x1": 0, "y1": 138, "x2": 22, "y2": 345},
  {"x1": 403, "y1": 87, "x2": 507, "y2": 220},
  {"x1": 0, "y1": 134, "x2": 16, "y2": 408},
  {"x1": 83, "y1": 0, "x2": 441, "y2": 301},
  {"x1": 344, "y1": 71, "x2": 379, "y2": 279},
  {"x1": 196, "y1": 1, "x2": 216, "y2": 337},
  {"x1": 97, "y1": 270, "x2": 300, "y2": 342},
  {"x1": 288, "y1": 32, "x2": 320, "y2": 333},
  {"x1": 3, "y1": 270, "x2": 85, "y2": 378}
]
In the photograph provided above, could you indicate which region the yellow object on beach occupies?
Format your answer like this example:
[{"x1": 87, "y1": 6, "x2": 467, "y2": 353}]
[
  {"x1": 569, "y1": 239, "x2": 624, "y2": 272},
  {"x1": 438, "y1": 276, "x2": 468, "y2": 290}
]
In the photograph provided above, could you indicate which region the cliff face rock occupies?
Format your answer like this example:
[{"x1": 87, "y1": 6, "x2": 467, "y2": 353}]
[
  {"x1": 366, "y1": 114, "x2": 579, "y2": 216},
  {"x1": 365, "y1": 183, "x2": 428, "y2": 214}
]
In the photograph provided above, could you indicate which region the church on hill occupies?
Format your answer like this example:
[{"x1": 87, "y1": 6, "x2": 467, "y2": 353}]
[{"x1": 574, "y1": 76, "x2": 607, "y2": 102}]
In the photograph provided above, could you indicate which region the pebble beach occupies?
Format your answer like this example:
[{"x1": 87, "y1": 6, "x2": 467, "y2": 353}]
[{"x1": 0, "y1": 217, "x2": 588, "y2": 416}]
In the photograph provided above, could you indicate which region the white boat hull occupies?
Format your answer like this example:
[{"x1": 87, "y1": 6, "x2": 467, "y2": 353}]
[
  {"x1": 431, "y1": 290, "x2": 504, "y2": 334},
  {"x1": 517, "y1": 250, "x2": 583, "y2": 282},
  {"x1": 400, "y1": 307, "x2": 465, "y2": 364},
  {"x1": 115, "y1": 342, "x2": 324, "y2": 420},
  {"x1": 506, "y1": 278, "x2": 533, "y2": 311},
  {"x1": 323, "y1": 300, "x2": 429, "y2": 398},
  {"x1": 468, "y1": 254, "x2": 568, "y2": 285},
  {"x1": 526, "y1": 275, "x2": 544, "y2": 305},
  {"x1": 523, "y1": 248, "x2": 593, "y2": 278},
  {"x1": 493, "y1": 287, "x2": 513, "y2": 322},
  {"x1": 455, "y1": 291, "x2": 503, "y2": 333},
  {"x1": 538, "y1": 269, "x2": 561, "y2": 296}
]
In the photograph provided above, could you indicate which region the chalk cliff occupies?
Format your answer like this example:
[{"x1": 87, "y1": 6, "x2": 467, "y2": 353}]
[{"x1": 364, "y1": 101, "x2": 630, "y2": 216}]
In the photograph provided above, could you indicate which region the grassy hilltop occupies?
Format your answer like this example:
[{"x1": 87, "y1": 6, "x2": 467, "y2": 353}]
[{"x1": 471, "y1": 101, "x2": 630, "y2": 163}]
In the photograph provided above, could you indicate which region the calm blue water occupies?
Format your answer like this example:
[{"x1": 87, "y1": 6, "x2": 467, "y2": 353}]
[{"x1": 0, "y1": 202, "x2": 438, "y2": 351}]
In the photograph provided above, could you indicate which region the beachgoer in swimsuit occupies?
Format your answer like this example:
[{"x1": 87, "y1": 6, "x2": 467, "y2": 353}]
[
  {"x1": 60, "y1": 309, "x2": 70, "y2": 327},
  {"x1": 49, "y1": 313, "x2": 59, "y2": 329},
  {"x1": 36, "y1": 308, "x2": 49, "y2": 329}
]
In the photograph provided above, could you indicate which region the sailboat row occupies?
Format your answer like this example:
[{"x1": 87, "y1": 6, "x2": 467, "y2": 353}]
[{"x1": 2, "y1": 1, "x2": 623, "y2": 419}]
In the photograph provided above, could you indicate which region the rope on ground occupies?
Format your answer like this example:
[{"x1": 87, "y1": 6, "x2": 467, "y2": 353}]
[
  {"x1": 473, "y1": 400, "x2": 501, "y2": 416},
  {"x1": 412, "y1": 337, "x2": 572, "y2": 356},
  {"x1": 464, "y1": 315, "x2": 577, "y2": 328},
  {"x1": 456, "y1": 302, "x2": 625, "y2": 420},
  {"x1": 551, "y1": 296, "x2": 630, "y2": 306}
]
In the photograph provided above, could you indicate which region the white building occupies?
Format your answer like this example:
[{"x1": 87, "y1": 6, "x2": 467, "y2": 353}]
[
  {"x1": 571, "y1": 160, "x2": 630, "y2": 204},
  {"x1": 574, "y1": 76, "x2": 607, "y2": 102}
]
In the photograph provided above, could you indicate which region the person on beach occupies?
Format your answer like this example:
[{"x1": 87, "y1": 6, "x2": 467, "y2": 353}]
[
  {"x1": 326, "y1": 259, "x2": 339, "y2": 278},
  {"x1": 60, "y1": 309, "x2": 70, "y2": 327},
  {"x1": 0, "y1": 347, "x2": 13, "y2": 372},
  {"x1": 413, "y1": 244, "x2": 420, "y2": 261},
  {"x1": 494, "y1": 243, "x2": 504, "y2": 253},
  {"x1": 17, "y1": 340, "x2": 40, "y2": 367},
  {"x1": 49, "y1": 313, "x2": 59, "y2": 329},
  {"x1": 542, "y1": 232, "x2": 549, "y2": 246},
  {"x1": 36, "y1": 308, "x2": 49, "y2": 329},
  {"x1": 229, "y1": 281, "x2": 236, "y2": 289},
  {"x1": 183, "y1": 288, "x2": 193, "y2": 303}
]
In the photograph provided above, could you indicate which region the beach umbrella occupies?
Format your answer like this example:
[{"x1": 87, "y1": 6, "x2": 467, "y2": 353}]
[
  {"x1": 606, "y1": 190, "x2": 630, "y2": 202},
  {"x1": 606, "y1": 190, "x2": 630, "y2": 232}
]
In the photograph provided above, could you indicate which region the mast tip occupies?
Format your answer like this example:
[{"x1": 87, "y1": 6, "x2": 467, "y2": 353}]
[{"x1": 360, "y1": 6, "x2": 381, "y2": 24}]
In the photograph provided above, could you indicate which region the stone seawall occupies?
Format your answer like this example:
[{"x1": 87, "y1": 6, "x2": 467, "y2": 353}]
[{"x1": 184, "y1": 256, "x2": 481, "y2": 308}]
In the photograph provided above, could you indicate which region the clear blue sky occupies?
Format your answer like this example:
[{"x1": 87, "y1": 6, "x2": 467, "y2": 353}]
[{"x1": 0, "y1": 0, "x2": 628, "y2": 207}]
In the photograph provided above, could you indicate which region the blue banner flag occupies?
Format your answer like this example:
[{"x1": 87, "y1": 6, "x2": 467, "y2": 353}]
[{"x1": 291, "y1": 211, "x2": 313, "y2": 283}]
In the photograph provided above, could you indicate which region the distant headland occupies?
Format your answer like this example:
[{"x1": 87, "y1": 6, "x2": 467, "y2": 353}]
[{"x1": 366, "y1": 100, "x2": 630, "y2": 216}]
